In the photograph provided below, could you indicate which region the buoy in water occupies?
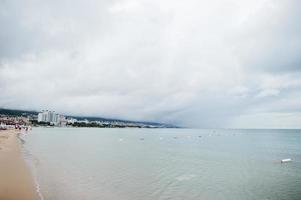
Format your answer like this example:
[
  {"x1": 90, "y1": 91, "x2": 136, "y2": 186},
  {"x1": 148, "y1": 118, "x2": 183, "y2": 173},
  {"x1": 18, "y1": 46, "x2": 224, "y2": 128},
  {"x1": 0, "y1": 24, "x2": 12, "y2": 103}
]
[{"x1": 281, "y1": 158, "x2": 292, "y2": 163}]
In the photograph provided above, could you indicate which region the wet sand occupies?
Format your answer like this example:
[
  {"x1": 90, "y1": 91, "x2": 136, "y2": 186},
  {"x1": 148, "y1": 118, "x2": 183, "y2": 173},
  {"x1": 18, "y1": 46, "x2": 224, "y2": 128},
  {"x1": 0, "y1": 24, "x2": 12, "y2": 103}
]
[{"x1": 0, "y1": 129, "x2": 37, "y2": 200}]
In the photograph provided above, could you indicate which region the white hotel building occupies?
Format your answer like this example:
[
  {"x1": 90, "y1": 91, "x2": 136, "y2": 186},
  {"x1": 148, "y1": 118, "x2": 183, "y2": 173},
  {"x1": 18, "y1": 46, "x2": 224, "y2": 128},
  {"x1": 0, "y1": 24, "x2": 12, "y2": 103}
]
[{"x1": 38, "y1": 110, "x2": 66, "y2": 126}]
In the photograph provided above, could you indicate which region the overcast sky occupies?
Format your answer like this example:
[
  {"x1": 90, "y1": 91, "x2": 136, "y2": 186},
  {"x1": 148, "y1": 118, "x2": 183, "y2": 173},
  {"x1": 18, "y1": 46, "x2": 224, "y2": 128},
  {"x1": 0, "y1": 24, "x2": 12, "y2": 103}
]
[{"x1": 0, "y1": 0, "x2": 301, "y2": 128}]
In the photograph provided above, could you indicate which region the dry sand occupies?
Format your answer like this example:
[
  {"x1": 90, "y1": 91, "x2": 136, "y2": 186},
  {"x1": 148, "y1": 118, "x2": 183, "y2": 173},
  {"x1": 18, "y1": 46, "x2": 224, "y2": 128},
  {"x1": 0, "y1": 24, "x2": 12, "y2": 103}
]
[{"x1": 0, "y1": 129, "x2": 37, "y2": 200}]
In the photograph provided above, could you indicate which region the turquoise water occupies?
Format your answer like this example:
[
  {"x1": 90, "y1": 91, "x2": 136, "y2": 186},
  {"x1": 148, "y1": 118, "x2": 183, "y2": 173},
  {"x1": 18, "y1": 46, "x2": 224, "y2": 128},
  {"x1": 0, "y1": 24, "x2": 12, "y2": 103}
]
[{"x1": 21, "y1": 128, "x2": 301, "y2": 200}]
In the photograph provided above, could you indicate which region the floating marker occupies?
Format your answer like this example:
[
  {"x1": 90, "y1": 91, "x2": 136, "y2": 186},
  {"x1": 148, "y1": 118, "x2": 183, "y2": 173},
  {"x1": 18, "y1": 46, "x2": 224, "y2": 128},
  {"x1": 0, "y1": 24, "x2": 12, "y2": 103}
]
[{"x1": 281, "y1": 158, "x2": 292, "y2": 163}]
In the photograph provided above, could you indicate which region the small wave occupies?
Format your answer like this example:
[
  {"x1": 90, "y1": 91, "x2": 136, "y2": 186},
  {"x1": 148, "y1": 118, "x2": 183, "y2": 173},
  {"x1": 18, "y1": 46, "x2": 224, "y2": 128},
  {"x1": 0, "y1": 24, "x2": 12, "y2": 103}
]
[
  {"x1": 26, "y1": 154, "x2": 45, "y2": 200},
  {"x1": 34, "y1": 175, "x2": 44, "y2": 200},
  {"x1": 175, "y1": 174, "x2": 196, "y2": 181},
  {"x1": 19, "y1": 134, "x2": 45, "y2": 200},
  {"x1": 16, "y1": 132, "x2": 26, "y2": 144}
]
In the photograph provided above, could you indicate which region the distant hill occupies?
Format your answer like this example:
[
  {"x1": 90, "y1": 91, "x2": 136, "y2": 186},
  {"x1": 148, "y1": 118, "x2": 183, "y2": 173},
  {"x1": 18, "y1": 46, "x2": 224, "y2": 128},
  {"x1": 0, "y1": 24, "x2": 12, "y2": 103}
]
[
  {"x1": 0, "y1": 108, "x2": 178, "y2": 128},
  {"x1": 0, "y1": 108, "x2": 38, "y2": 116},
  {"x1": 62, "y1": 115, "x2": 178, "y2": 128}
]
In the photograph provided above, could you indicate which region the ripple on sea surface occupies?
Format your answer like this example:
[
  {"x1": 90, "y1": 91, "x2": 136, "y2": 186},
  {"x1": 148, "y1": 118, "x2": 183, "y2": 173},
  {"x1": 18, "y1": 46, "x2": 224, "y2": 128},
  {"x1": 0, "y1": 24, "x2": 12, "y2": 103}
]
[{"x1": 21, "y1": 128, "x2": 301, "y2": 200}]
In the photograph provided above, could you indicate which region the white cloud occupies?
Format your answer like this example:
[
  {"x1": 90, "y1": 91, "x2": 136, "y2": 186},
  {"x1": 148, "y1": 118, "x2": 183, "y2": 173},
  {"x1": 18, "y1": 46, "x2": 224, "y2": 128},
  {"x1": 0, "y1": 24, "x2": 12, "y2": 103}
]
[{"x1": 0, "y1": 0, "x2": 300, "y2": 128}]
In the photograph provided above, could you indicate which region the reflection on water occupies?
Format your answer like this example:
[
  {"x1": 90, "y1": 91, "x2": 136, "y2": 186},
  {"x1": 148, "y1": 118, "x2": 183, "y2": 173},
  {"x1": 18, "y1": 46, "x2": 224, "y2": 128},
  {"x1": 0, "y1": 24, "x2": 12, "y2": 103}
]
[{"x1": 22, "y1": 128, "x2": 301, "y2": 200}]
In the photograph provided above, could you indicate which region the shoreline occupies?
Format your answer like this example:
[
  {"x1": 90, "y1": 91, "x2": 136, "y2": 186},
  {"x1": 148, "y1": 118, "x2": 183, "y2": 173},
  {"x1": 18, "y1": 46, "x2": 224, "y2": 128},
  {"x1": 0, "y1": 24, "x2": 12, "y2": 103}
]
[{"x1": 0, "y1": 129, "x2": 38, "y2": 200}]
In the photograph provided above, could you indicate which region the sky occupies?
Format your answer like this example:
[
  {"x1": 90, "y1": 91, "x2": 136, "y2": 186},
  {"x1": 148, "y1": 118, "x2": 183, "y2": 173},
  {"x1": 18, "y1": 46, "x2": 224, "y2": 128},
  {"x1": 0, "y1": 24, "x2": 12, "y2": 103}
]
[{"x1": 0, "y1": 0, "x2": 301, "y2": 128}]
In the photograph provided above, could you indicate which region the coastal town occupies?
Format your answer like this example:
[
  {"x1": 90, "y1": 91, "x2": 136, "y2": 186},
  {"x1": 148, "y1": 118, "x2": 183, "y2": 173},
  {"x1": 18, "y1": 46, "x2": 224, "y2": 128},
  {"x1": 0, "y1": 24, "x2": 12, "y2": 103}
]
[{"x1": 0, "y1": 108, "x2": 173, "y2": 129}]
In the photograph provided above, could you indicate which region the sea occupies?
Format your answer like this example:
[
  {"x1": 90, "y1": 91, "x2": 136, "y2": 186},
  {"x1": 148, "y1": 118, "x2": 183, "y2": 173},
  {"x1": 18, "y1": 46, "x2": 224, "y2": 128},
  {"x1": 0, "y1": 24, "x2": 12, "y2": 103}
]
[{"x1": 20, "y1": 128, "x2": 301, "y2": 200}]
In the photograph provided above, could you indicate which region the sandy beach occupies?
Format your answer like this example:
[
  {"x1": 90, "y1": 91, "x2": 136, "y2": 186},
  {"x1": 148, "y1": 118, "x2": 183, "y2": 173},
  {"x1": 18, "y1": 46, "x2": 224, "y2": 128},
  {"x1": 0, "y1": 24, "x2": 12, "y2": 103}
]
[{"x1": 0, "y1": 129, "x2": 37, "y2": 200}]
